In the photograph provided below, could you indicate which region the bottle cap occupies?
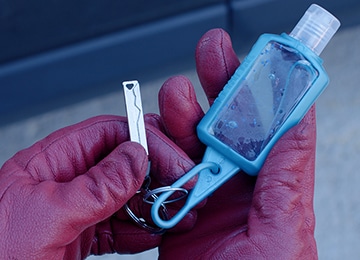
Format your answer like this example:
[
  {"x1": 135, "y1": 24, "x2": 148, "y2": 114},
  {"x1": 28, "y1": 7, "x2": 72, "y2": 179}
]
[{"x1": 290, "y1": 4, "x2": 341, "y2": 55}]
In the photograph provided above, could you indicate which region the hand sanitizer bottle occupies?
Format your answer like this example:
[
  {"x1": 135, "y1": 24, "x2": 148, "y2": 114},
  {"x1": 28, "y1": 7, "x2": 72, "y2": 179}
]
[{"x1": 151, "y1": 4, "x2": 341, "y2": 229}]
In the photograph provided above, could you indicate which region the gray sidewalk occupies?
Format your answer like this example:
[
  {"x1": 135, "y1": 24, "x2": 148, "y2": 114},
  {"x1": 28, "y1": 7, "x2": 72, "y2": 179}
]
[{"x1": 1, "y1": 24, "x2": 359, "y2": 260}]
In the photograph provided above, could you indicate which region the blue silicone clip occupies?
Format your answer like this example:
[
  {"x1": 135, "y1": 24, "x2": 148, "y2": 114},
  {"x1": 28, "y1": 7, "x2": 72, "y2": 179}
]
[{"x1": 151, "y1": 147, "x2": 239, "y2": 229}]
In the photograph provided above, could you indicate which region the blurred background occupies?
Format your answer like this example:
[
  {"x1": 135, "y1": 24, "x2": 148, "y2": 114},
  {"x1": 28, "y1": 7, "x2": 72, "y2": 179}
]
[{"x1": 1, "y1": 0, "x2": 359, "y2": 259}]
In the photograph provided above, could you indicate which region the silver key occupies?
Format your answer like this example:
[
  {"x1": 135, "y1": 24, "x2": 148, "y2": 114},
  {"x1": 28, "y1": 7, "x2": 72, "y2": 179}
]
[
  {"x1": 123, "y1": 80, "x2": 148, "y2": 155},
  {"x1": 122, "y1": 80, "x2": 187, "y2": 234},
  {"x1": 123, "y1": 80, "x2": 168, "y2": 234}
]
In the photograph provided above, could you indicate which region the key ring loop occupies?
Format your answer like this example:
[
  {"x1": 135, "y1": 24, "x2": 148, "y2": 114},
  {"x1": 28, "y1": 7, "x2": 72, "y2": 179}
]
[
  {"x1": 123, "y1": 195, "x2": 168, "y2": 235},
  {"x1": 143, "y1": 186, "x2": 188, "y2": 204},
  {"x1": 124, "y1": 165, "x2": 188, "y2": 234},
  {"x1": 124, "y1": 177, "x2": 169, "y2": 234},
  {"x1": 124, "y1": 177, "x2": 188, "y2": 233}
]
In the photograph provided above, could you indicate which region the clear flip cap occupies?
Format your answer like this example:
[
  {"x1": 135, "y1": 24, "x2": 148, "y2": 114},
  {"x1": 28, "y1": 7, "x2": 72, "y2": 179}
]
[{"x1": 290, "y1": 4, "x2": 341, "y2": 56}]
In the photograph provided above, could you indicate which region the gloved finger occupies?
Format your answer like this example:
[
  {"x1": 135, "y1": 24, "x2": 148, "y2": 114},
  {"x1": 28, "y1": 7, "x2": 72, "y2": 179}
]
[
  {"x1": 144, "y1": 113, "x2": 166, "y2": 133},
  {"x1": 40, "y1": 141, "x2": 148, "y2": 247},
  {"x1": 196, "y1": 28, "x2": 240, "y2": 105},
  {"x1": 89, "y1": 118, "x2": 200, "y2": 256},
  {"x1": 146, "y1": 123, "x2": 196, "y2": 187},
  {"x1": 13, "y1": 115, "x2": 133, "y2": 182},
  {"x1": 158, "y1": 29, "x2": 239, "y2": 160},
  {"x1": 158, "y1": 75, "x2": 205, "y2": 160},
  {"x1": 247, "y1": 106, "x2": 317, "y2": 255},
  {"x1": 92, "y1": 218, "x2": 161, "y2": 255}
]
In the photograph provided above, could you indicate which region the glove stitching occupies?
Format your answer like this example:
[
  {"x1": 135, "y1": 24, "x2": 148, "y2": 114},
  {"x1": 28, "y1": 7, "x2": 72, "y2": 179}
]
[{"x1": 219, "y1": 29, "x2": 231, "y2": 81}]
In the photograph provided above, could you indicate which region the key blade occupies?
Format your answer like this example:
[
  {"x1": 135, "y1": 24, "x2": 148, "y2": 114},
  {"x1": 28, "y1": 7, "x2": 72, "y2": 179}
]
[{"x1": 123, "y1": 80, "x2": 148, "y2": 155}]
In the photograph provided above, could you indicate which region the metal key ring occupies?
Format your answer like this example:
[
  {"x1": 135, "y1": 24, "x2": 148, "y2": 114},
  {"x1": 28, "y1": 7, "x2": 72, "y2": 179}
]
[
  {"x1": 124, "y1": 174, "x2": 187, "y2": 233},
  {"x1": 143, "y1": 186, "x2": 188, "y2": 204},
  {"x1": 124, "y1": 190, "x2": 169, "y2": 235}
]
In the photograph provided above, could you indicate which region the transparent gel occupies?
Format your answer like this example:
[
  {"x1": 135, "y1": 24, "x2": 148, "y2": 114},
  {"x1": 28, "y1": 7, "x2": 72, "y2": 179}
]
[{"x1": 210, "y1": 41, "x2": 318, "y2": 161}]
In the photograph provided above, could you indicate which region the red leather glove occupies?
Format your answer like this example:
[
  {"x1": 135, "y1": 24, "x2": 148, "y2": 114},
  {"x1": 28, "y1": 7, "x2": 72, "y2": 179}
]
[
  {"x1": 0, "y1": 115, "x2": 195, "y2": 259},
  {"x1": 158, "y1": 29, "x2": 318, "y2": 259}
]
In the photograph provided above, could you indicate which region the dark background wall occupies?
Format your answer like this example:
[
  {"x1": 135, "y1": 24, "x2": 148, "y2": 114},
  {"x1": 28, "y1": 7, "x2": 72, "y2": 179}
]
[
  {"x1": 1, "y1": 0, "x2": 360, "y2": 124},
  {"x1": 0, "y1": 0, "x2": 224, "y2": 64}
]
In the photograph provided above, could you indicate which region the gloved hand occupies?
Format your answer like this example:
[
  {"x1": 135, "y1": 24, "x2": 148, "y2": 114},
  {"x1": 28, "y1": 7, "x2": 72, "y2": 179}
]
[
  {"x1": 0, "y1": 115, "x2": 195, "y2": 259},
  {"x1": 158, "y1": 29, "x2": 318, "y2": 259}
]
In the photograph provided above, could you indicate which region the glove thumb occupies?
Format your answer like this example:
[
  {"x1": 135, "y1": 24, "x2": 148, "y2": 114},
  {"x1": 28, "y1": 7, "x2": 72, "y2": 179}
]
[{"x1": 41, "y1": 141, "x2": 148, "y2": 244}]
